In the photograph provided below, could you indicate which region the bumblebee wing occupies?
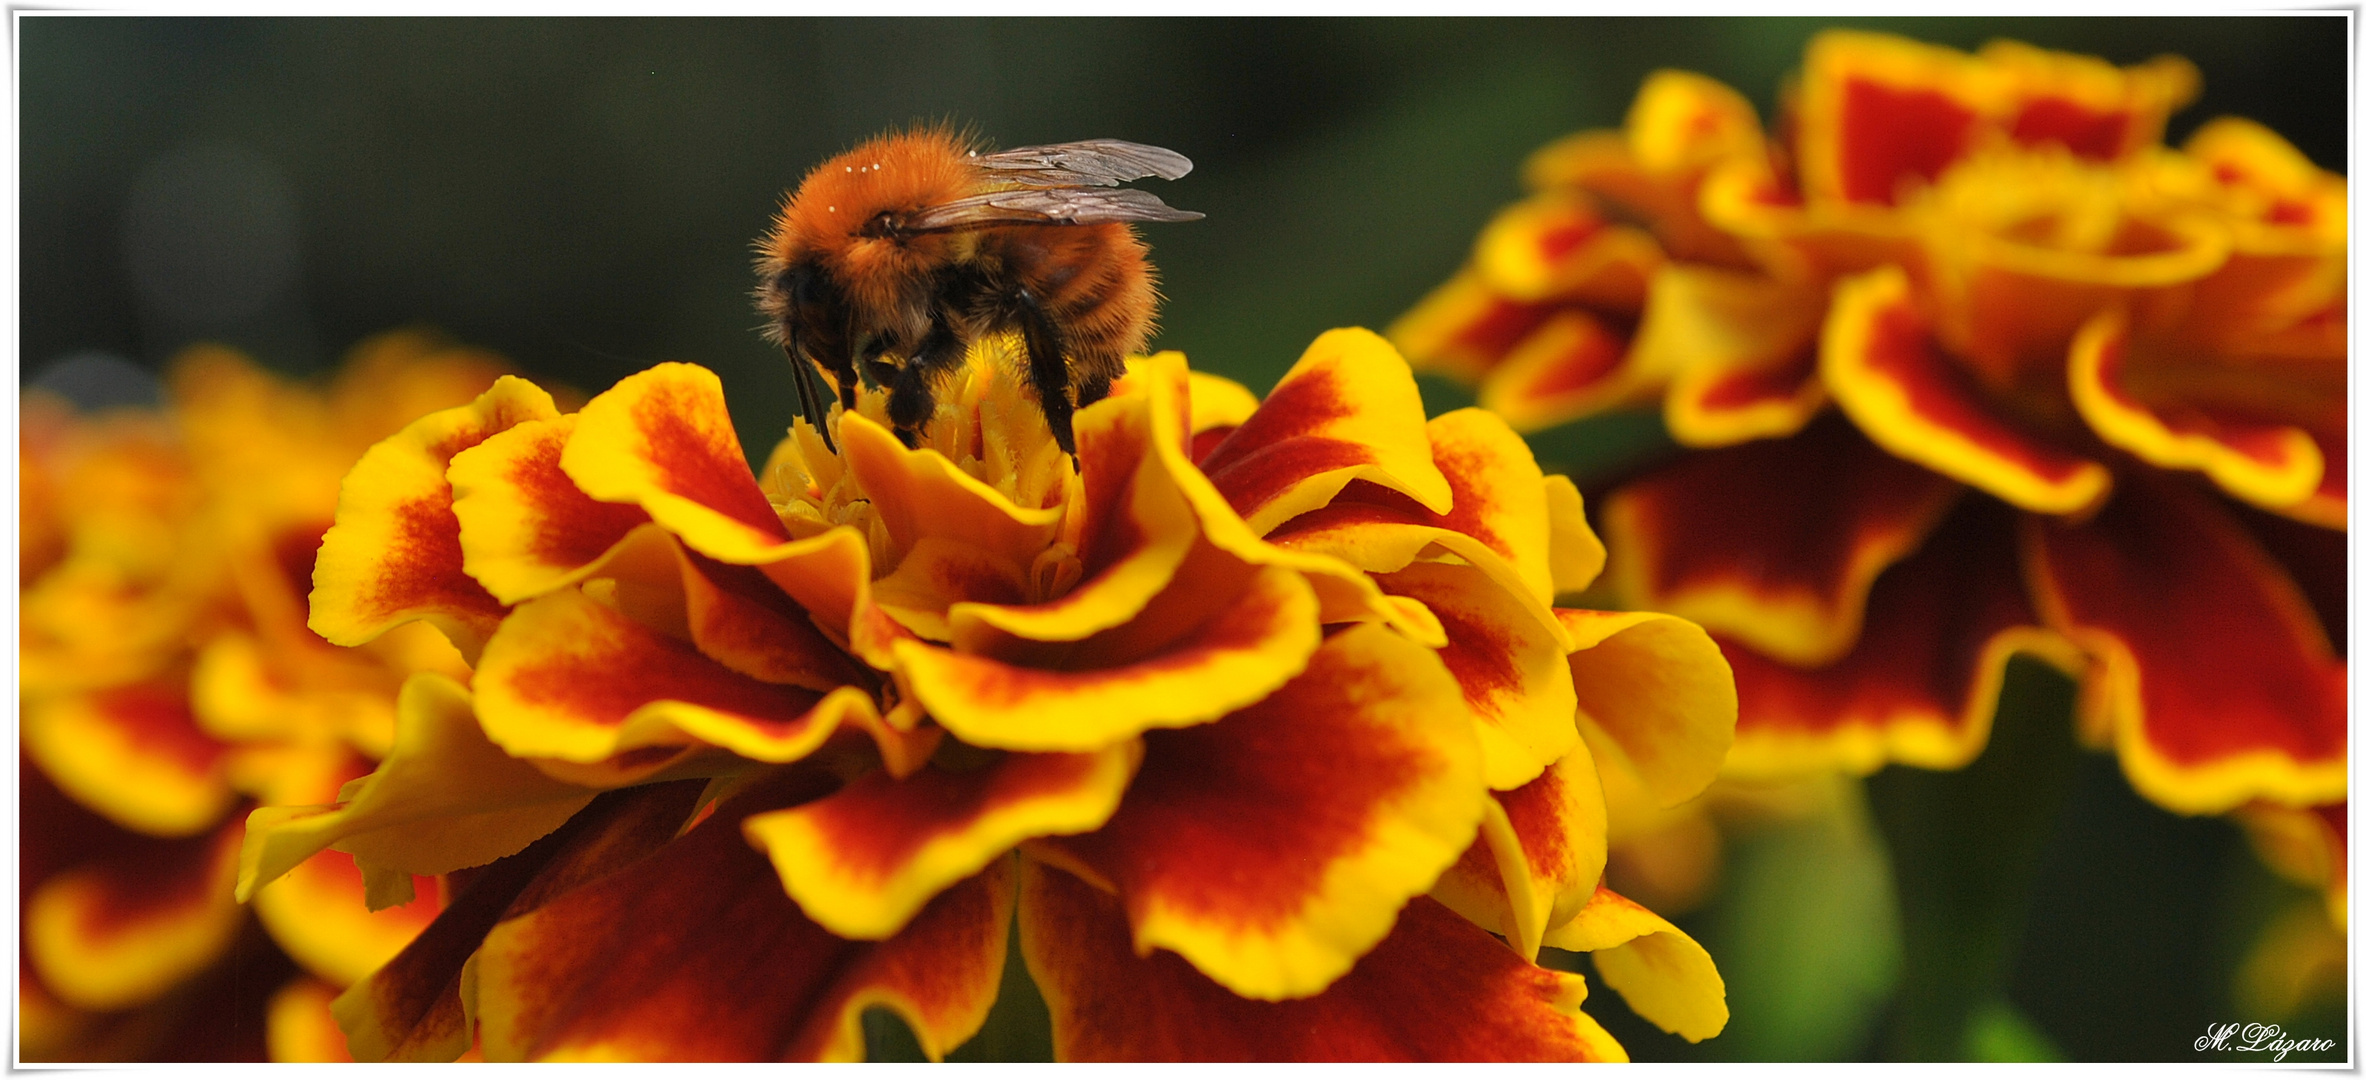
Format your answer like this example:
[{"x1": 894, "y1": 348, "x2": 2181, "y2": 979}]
[
  {"x1": 902, "y1": 187, "x2": 1204, "y2": 232},
  {"x1": 969, "y1": 139, "x2": 1195, "y2": 186}
]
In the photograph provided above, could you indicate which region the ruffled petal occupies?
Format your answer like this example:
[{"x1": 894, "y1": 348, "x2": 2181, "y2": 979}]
[
  {"x1": 940, "y1": 383, "x2": 1197, "y2": 644},
  {"x1": 1541, "y1": 885, "x2": 1728, "y2": 1043},
  {"x1": 1646, "y1": 265, "x2": 1827, "y2": 447},
  {"x1": 22, "y1": 680, "x2": 232, "y2": 838},
  {"x1": 1472, "y1": 192, "x2": 1662, "y2": 307},
  {"x1": 472, "y1": 769, "x2": 1012, "y2": 1062},
  {"x1": 1387, "y1": 268, "x2": 1556, "y2": 384},
  {"x1": 329, "y1": 780, "x2": 704, "y2": 1062},
  {"x1": 236, "y1": 674, "x2": 597, "y2": 901},
  {"x1": 1981, "y1": 40, "x2": 2197, "y2": 161},
  {"x1": 1721, "y1": 497, "x2": 2082, "y2": 777},
  {"x1": 310, "y1": 376, "x2": 555, "y2": 657},
  {"x1": 745, "y1": 741, "x2": 1140, "y2": 939},
  {"x1": 1269, "y1": 407, "x2": 1558, "y2": 613},
  {"x1": 1559, "y1": 609, "x2": 1736, "y2": 809},
  {"x1": 253, "y1": 847, "x2": 444, "y2": 987},
  {"x1": 1794, "y1": 30, "x2": 1989, "y2": 206},
  {"x1": 677, "y1": 544, "x2": 873, "y2": 692},
  {"x1": 1602, "y1": 415, "x2": 1962, "y2": 665},
  {"x1": 838, "y1": 410, "x2": 1066, "y2": 570},
  {"x1": 561, "y1": 362, "x2": 796, "y2": 563},
  {"x1": 1029, "y1": 624, "x2": 1483, "y2": 1000},
  {"x1": 473, "y1": 586, "x2": 878, "y2": 764},
  {"x1": 2068, "y1": 308, "x2": 2328, "y2": 511},
  {"x1": 1822, "y1": 266, "x2": 2112, "y2": 515},
  {"x1": 2027, "y1": 474, "x2": 2346, "y2": 813},
  {"x1": 1379, "y1": 562, "x2": 1577, "y2": 790},
  {"x1": 1476, "y1": 309, "x2": 1645, "y2": 434},
  {"x1": 331, "y1": 780, "x2": 706, "y2": 1063},
  {"x1": 1196, "y1": 328, "x2": 1453, "y2": 534},
  {"x1": 448, "y1": 412, "x2": 653, "y2": 604},
  {"x1": 1429, "y1": 744, "x2": 1609, "y2": 959},
  {"x1": 1020, "y1": 861, "x2": 1624, "y2": 1061},
  {"x1": 892, "y1": 557, "x2": 1321, "y2": 753},
  {"x1": 25, "y1": 820, "x2": 243, "y2": 1012}
]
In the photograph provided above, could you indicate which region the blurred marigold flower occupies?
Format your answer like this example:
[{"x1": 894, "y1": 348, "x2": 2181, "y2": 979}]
[
  {"x1": 236, "y1": 328, "x2": 1739, "y2": 1061},
  {"x1": 1392, "y1": 31, "x2": 2344, "y2": 837},
  {"x1": 18, "y1": 332, "x2": 509, "y2": 1061}
]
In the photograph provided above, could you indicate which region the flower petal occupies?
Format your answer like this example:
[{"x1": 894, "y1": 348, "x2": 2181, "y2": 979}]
[
  {"x1": 23, "y1": 681, "x2": 232, "y2": 838},
  {"x1": 1476, "y1": 309, "x2": 1646, "y2": 434},
  {"x1": 1472, "y1": 192, "x2": 1662, "y2": 307},
  {"x1": 1430, "y1": 744, "x2": 1609, "y2": 960},
  {"x1": 1541, "y1": 885, "x2": 1728, "y2": 1043},
  {"x1": 1379, "y1": 561, "x2": 1577, "y2": 790},
  {"x1": 745, "y1": 741, "x2": 1141, "y2": 940},
  {"x1": 236, "y1": 673, "x2": 597, "y2": 902},
  {"x1": 310, "y1": 376, "x2": 555, "y2": 657},
  {"x1": 1020, "y1": 861, "x2": 1625, "y2": 1061},
  {"x1": 448, "y1": 412, "x2": 654, "y2": 605},
  {"x1": 254, "y1": 848, "x2": 444, "y2": 988},
  {"x1": 1823, "y1": 266, "x2": 2112, "y2": 515},
  {"x1": 25, "y1": 820, "x2": 243, "y2": 1012},
  {"x1": 1794, "y1": 30, "x2": 1987, "y2": 206},
  {"x1": 1270, "y1": 407, "x2": 1559, "y2": 613},
  {"x1": 893, "y1": 557, "x2": 1321, "y2": 753},
  {"x1": 942, "y1": 384, "x2": 1198, "y2": 644},
  {"x1": 1545, "y1": 475, "x2": 1608, "y2": 596},
  {"x1": 1721, "y1": 497, "x2": 2082, "y2": 777},
  {"x1": 837, "y1": 410, "x2": 1067, "y2": 569},
  {"x1": 1602, "y1": 415, "x2": 1962, "y2": 665},
  {"x1": 561, "y1": 362, "x2": 796, "y2": 563},
  {"x1": 473, "y1": 769, "x2": 1013, "y2": 1062},
  {"x1": 1197, "y1": 327, "x2": 1453, "y2": 533},
  {"x1": 1030, "y1": 624, "x2": 1484, "y2": 1000},
  {"x1": 1647, "y1": 265, "x2": 1827, "y2": 447},
  {"x1": 677, "y1": 543, "x2": 873, "y2": 692},
  {"x1": 331, "y1": 780, "x2": 707, "y2": 1062},
  {"x1": 1559, "y1": 609, "x2": 1737, "y2": 810},
  {"x1": 1981, "y1": 40, "x2": 2197, "y2": 161},
  {"x1": 2068, "y1": 308, "x2": 2328, "y2": 510},
  {"x1": 474, "y1": 586, "x2": 877, "y2": 765},
  {"x1": 2027, "y1": 474, "x2": 2346, "y2": 813},
  {"x1": 1387, "y1": 268, "x2": 1557, "y2": 384}
]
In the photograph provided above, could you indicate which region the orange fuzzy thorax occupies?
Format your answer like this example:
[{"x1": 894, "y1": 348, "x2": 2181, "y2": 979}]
[{"x1": 767, "y1": 128, "x2": 981, "y2": 316}]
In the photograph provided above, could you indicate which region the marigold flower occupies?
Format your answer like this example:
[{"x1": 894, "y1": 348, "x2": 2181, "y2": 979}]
[
  {"x1": 236, "y1": 328, "x2": 1738, "y2": 1061},
  {"x1": 18, "y1": 333, "x2": 508, "y2": 1061},
  {"x1": 1392, "y1": 31, "x2": 2344, "y2": 832}
]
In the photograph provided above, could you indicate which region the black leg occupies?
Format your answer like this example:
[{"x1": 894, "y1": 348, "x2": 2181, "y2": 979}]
[
  {"x1": 886, "y1": 320, "x2": 968, "y2": 448},
  {"x1": 1013, "y1": 287, "x2": 1077, "y2": 454},
  {"x1": 1075, "y1": 370, "x2": 1114, "y2": 409},
  {"x1": 780, "y1": 329, "x2": 840, "y2": 453}
]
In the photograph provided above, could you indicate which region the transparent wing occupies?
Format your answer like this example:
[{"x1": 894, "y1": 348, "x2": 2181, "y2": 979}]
[
  {"x1": 969, "y1": 139, "x2": 1195, "y2": 187},
  {"x1": 902, "y1": 187, "x2": 1204, "y2": 233}
]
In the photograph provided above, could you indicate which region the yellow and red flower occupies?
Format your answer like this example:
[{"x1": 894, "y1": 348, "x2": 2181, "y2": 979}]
[
  {"x1": 19, "y1": 333, "x2": 509, "y2": 1061},
  {"x1": 236, "y1": 328, "x2": 1739, "y2": 1061},
  {"x1": 1393, "y1": 32, "x2": 2344, "y2": 831}
]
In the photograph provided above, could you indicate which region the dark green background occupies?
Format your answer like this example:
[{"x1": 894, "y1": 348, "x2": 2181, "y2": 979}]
[{"x1": 20, "y1": 16, "x2": 2348, "y2": 1063}]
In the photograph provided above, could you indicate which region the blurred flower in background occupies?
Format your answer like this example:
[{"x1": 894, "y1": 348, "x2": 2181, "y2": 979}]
[
  {"x1": 19, "y1": 333, "x2": 508, "y2": 1061},
  {"x1": 233, "y1": 329, "x2": 1738, "y2": 1061},
  {"x1": 1394, "y1": 27, "x2": 2345, "y2": 1058}
]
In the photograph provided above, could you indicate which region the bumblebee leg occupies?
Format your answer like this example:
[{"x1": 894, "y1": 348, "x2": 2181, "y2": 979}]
[
  {"x1": 1013, "y1": 287, "x2": 1078, "y2": 455},
  {"x1": 887, "y1": 322, "x2": 966, "y2": 448},
  {"x1": 1075, "y1": 370, "x2": 1115, "y2": 409}
]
